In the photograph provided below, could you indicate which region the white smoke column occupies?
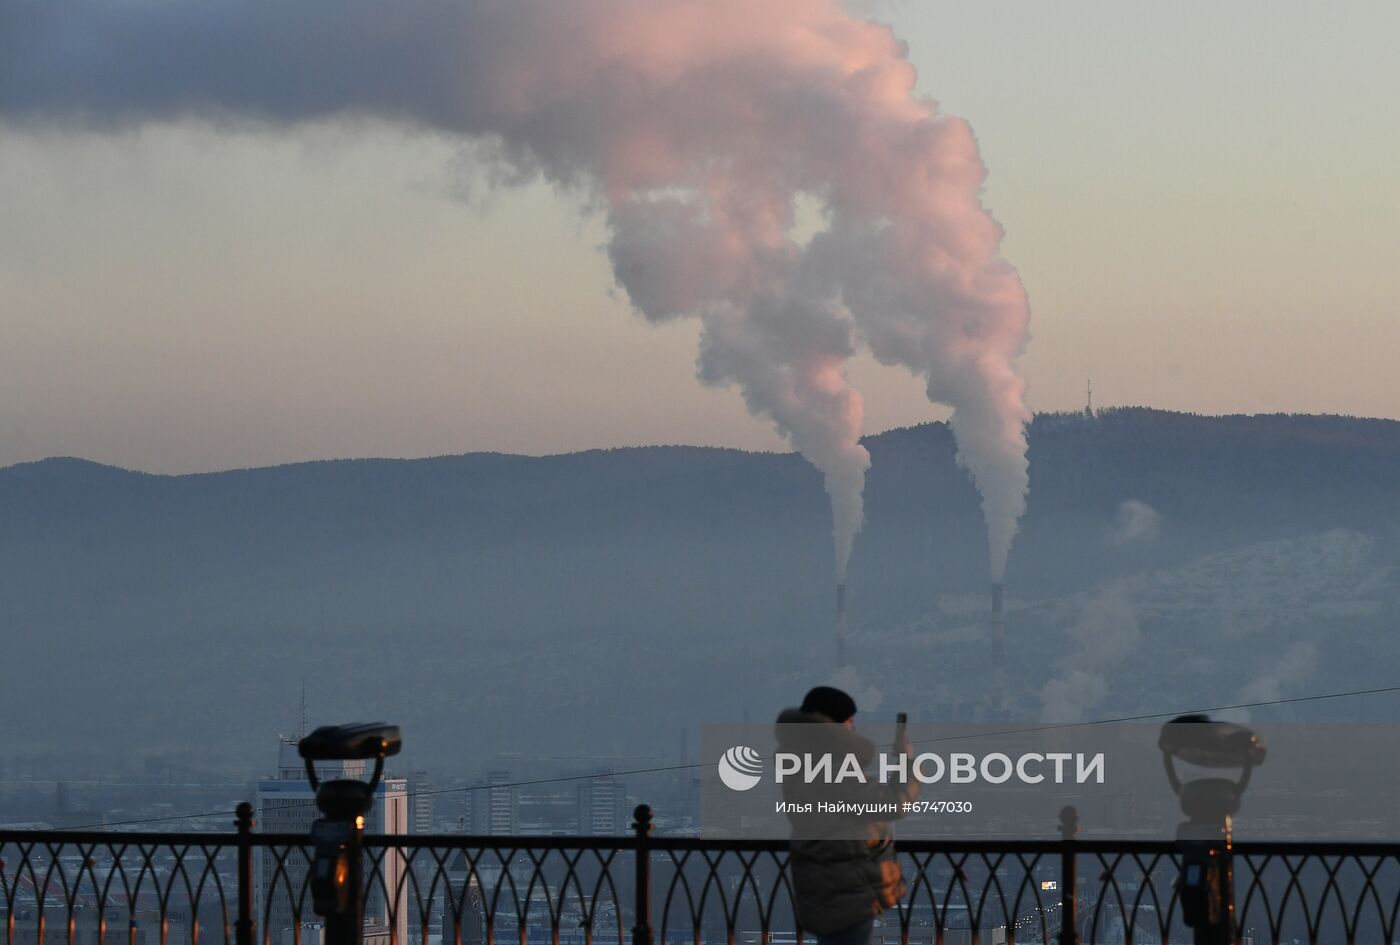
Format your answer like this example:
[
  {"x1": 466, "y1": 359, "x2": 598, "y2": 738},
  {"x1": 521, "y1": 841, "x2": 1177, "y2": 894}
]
[
  {"x1": 809, "y1": 188, "x2": 1032, "y2": 579},
  {"x1": 1220, "y1": 642, "x2": 1318, "y2": 724},
  {"x1": 0, "y1": 0, "x2": 1033, "y2": 580},
  {"x1": 1039, "y1": 584, "x2": 1141, "y2": 723}
]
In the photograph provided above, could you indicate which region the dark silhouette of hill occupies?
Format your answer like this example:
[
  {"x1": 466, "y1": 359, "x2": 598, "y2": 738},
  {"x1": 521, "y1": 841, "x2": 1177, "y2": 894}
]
[{"x1": 2, "y1": 409, "x2": 1398, "y2": 774}]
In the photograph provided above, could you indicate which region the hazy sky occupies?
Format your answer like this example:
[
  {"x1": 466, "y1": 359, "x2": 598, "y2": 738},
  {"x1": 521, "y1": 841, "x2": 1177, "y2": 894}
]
[{"x1": 2, "y1": 1, "x2": 1397, "y2": 473}]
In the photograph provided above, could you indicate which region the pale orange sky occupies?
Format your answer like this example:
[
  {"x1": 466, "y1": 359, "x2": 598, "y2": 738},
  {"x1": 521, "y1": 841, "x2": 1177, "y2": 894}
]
[{"x1": 1, "y1": 1, "x2": 1397, "y2": 473}]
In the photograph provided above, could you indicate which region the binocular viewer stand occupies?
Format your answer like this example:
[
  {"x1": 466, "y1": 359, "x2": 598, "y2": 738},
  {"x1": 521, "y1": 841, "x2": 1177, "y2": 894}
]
[
  {"x1": 299, "y1": 723, "x2": 402, "y2": 945},
  {"x1": 1160, "y1": 714, "x2": 1267, "y2": 945}
]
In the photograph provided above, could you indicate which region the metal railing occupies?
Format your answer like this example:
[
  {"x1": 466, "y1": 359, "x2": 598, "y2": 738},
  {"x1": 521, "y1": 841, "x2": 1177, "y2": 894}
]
[{"x1": 7, "y1": 803, "x2": 1400, "y2": 945}]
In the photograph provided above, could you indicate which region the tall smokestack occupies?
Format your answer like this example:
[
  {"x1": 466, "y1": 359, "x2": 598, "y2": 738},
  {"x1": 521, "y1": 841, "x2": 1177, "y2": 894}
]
[
  {"x1": 990, "y1": 582, "x2": 1007, "y2": 715},
  {"x1": 835, "y1": 582, "x2": 848, "y2": 669}
]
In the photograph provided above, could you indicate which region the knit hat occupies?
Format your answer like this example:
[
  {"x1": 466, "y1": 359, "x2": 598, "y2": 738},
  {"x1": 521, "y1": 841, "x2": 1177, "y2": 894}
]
[{"x1": 800, "y1": 686, "x2": 857, "y2": 723}]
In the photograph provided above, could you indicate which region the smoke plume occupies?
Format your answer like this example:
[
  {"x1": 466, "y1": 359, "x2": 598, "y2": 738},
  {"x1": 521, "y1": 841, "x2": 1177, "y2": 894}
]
[
  {"x1": 1, "y1": 0, "x2": 1031, "y2": 581},
  {"x1": 1109, "y1": 499, "x2": 1162, "y2": 546},
  {"x1": 1221, "y1": 641, "x2": 1318, "y2": 723},
  {"x1": 1039, "y1": 584, "x2": 1140, "y2": 723}
]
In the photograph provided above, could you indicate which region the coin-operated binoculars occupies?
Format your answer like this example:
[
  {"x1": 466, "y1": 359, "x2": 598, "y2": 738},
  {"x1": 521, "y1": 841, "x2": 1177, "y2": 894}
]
[
  {"x1": 1159, "y1": 714, "x2": 1266, "y2": 945},
  {"x1": 299, "y1": 723, "x2": 402, "y2": 945}
]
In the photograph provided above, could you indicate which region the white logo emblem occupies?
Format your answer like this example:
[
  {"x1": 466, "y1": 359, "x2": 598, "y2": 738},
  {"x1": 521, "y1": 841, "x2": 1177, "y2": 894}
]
[{"x1": 717, "y1": 746, "x2": 764, "y2": 791}]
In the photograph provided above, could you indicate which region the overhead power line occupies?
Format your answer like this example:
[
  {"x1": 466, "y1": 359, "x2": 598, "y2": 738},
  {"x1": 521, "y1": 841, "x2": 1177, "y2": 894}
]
[{"x1": 26, "y1": 682, "x2": 1400, "y2": 833}]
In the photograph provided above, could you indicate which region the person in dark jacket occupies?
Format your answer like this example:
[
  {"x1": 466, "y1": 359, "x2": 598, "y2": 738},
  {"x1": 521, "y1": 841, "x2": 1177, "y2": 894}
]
[{"x1": 775, "y1": 686, "x2": 917, "y2": 945}]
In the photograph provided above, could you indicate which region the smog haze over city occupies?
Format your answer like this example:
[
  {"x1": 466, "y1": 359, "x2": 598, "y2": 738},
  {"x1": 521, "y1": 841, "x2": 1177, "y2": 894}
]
[{"x1": 2, "y1": 0, "x2": 1399, "y2": 842}]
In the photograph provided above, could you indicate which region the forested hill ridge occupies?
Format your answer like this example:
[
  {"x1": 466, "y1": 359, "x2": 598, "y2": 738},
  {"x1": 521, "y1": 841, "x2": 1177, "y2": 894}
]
[{"x1": 2, "y1": 408, "x2": 1398, "y2": 772}]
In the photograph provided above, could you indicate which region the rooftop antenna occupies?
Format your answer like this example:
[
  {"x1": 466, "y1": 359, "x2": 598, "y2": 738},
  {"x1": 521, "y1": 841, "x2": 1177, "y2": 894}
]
[
  {"x1": 1086, "y1": 379, "x2": 1094, "y2": 417},
  {"x1": 299, "y1": 678, "x2": 307, "y2": 738}
]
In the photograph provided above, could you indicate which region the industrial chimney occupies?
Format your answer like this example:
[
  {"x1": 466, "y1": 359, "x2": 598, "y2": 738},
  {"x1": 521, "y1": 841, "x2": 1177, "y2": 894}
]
[
  {"x1": 990, "y1": 582, "x2": 1007, "y2": 714},
  {"x1": 835, "y1": 582, "x2": 848, "y2": 669}
]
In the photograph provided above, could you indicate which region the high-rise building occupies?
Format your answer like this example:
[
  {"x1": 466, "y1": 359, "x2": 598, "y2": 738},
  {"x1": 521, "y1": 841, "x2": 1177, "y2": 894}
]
[
  {"x1": 456, "y1": 778, "x2": 488, "y2": 834},
  {"x1": 576, "y1": 773, "x2": 628, "y2": 836},
  {"x1": 256, "y1": 738, "x2": 408, "y2": 945},
  {"x1": 486, "y1": 771, "x2": 517, "y2": 836},
  {"x1": 406, "y1": 770, "x2": 435, "y2": 933},
  {"x1": 410, "y1": 771, "x2": 434, "y2": 835}
]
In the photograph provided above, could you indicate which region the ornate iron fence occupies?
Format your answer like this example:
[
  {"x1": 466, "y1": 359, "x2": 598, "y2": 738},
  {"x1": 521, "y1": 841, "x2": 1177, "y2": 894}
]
[{"x1": 5, "y1": 804, "x2": 1400, "y2": 945}]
